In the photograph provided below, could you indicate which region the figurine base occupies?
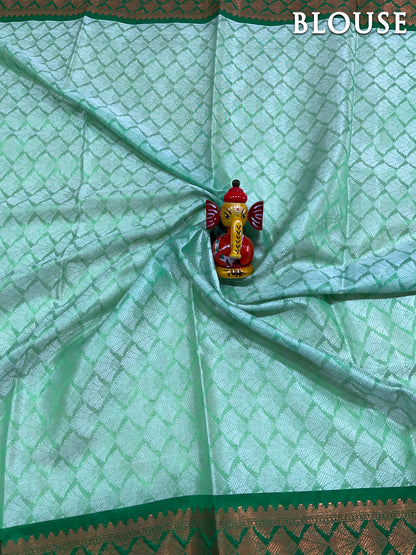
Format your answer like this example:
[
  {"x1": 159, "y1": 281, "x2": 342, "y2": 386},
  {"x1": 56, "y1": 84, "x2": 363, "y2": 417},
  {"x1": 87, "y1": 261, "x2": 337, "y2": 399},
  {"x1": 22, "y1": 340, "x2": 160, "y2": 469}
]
[{"x1": 216, "y1": 264, "x2": 253, "y2": 279}]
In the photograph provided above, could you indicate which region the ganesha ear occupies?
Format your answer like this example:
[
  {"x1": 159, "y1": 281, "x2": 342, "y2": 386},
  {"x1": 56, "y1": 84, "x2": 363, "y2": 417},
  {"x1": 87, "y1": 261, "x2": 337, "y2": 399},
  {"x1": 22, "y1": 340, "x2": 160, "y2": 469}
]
[
  {"x1": 248, "y1": 201, "x2": 263, "y2": 230},
  {"x1": 206, "y1": 200, "x2": 220, "y2": 229}
]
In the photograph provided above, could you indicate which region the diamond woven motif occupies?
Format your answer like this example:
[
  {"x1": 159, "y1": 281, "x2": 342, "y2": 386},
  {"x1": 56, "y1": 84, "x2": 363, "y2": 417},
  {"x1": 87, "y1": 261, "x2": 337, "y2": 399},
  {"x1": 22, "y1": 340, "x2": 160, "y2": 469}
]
[{"x1": 1, "y1": 16, "x2": 416, "y2": 529}]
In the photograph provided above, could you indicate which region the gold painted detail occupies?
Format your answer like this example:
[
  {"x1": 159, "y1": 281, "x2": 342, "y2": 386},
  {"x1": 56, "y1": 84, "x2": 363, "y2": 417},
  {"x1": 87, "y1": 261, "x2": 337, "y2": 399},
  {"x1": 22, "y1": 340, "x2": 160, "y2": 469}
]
[
  {"x1": 3, "y1": 498, "x2": 416, "y2": 554},
  {"x1": 216, "y1": 264, "x2": 253, "y2": 278},
  {"x1": 229, "y1": 219, "x2": 242, "y2": 258}
]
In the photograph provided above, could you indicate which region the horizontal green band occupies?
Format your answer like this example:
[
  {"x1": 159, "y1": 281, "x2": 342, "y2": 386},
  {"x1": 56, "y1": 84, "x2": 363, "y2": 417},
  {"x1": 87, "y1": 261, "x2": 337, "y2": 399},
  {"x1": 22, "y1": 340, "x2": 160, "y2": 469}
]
[
  {"x1": 0, "y1": 4, "x2": 416, "y2": 29},
  {"x1": 2, "y1": 486, "x2": 416, "y2": 545}
]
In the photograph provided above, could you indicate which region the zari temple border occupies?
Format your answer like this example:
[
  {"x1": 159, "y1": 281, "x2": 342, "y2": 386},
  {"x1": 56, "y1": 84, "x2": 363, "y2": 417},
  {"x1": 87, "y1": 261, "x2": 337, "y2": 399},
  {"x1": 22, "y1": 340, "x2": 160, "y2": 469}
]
[{"x1": 1, "y1": 488, "x2": 416, "y2": 553}]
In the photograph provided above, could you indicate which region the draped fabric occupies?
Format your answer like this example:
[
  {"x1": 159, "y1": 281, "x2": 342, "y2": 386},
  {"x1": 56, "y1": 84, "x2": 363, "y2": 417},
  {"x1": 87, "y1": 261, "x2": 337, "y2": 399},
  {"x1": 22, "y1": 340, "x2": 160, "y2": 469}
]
[{"x1": 1, "y1": 2, "x2": 416, "y2": 552}]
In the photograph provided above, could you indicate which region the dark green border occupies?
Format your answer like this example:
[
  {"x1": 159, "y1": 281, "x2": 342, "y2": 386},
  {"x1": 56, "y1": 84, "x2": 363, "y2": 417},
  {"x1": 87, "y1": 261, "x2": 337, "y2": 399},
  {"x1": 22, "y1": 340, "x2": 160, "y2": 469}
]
[
  {"x1": 1, "y1": 486, "x2": 416, "y2": 545},
  {"x1": 0, "y1": 10, "x2": 415, "y2": 30}
]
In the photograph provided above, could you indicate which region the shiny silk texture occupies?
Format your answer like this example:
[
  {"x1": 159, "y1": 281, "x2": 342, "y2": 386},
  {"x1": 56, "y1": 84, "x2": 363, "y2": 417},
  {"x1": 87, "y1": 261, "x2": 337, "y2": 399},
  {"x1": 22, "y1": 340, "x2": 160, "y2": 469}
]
[{"x1": 1, "y1": 15, "x2": 416, "y2": 528}]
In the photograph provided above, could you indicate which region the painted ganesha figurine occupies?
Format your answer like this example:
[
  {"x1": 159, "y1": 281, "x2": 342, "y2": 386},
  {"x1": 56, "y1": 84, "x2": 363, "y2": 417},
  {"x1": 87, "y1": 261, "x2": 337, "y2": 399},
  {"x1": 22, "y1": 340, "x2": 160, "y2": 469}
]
[{"x1": 206, "y1": 180, "x2": 263, "y2": 279}]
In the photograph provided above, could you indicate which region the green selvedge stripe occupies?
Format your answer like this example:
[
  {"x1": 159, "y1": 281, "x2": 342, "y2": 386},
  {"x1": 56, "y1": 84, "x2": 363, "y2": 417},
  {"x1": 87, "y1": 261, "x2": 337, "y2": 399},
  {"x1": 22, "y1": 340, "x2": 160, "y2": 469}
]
[
  {"x1": 1, "y1": 486, "x2": 416, "y2": 545},
  {"x1": 0, "y1": 10, "x2": 415, "y2": 30}
]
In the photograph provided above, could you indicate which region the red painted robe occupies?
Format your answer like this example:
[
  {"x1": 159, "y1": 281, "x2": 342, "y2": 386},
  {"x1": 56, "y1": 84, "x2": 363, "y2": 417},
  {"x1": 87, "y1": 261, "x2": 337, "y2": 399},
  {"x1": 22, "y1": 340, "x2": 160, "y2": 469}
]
[{"x1": 212, "y1": 229, "x2": 254, "y2": 268}]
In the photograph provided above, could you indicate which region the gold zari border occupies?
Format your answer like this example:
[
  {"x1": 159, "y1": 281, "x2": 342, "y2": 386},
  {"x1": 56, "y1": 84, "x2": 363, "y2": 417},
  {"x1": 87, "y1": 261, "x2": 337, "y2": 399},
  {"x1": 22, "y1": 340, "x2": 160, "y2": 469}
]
[{"x1": 3, "y1": 498, "x2": 416, "y2": 554}]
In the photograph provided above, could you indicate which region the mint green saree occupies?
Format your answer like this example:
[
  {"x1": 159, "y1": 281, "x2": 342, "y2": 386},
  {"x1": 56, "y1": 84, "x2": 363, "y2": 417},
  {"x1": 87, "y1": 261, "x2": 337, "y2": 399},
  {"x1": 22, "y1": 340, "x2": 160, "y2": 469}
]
[{"x1": 1, "y1": 2, "x2": 416, "y2": 552}]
